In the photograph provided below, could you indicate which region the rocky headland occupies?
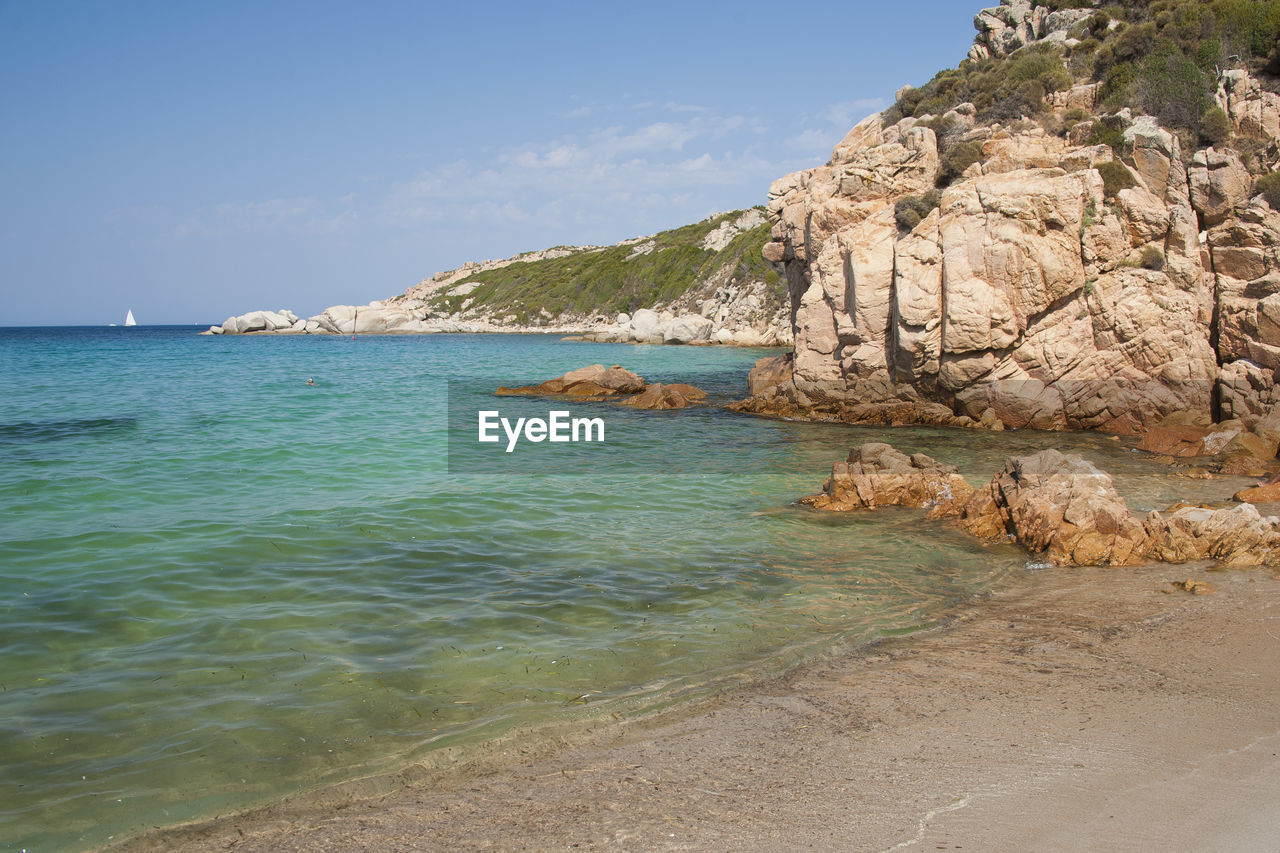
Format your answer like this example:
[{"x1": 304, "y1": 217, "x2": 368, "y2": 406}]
[
  {"x1": 206, "y1": 209, "x2": 791, "y2": 347},
  {"x1": 737, "y1": 0, "x2": 1280, "y2": 446}
]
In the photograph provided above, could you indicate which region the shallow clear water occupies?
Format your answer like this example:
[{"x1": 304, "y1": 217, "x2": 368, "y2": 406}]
[{"x1": 0, "y1": 328, "x2": 1247, "y2": 851}]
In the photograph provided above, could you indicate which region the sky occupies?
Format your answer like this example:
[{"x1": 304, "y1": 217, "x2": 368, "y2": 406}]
[{"x1": 0, "y1": 1, "x2": 980, "y2": 326}]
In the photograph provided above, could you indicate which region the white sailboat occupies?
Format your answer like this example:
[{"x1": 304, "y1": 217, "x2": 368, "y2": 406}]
[{"x1": 124, "y1": 309, "x2": 137, "y2": 327}]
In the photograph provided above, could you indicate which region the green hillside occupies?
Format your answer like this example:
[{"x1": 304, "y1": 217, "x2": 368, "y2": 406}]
[{"x1": 428, "y1": 209, "x2": 779, "y2": 325}]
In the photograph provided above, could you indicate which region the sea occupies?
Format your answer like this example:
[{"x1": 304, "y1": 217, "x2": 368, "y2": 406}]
[{"x1": 0, "y1": 326, "x2": 1234, "y2": 851}]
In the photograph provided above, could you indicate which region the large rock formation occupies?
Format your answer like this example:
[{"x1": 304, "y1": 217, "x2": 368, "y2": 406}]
[
  {"x1": 740, "y1": 0, "x2": 1280, "y2": 436},
  {"x1": 752, "y1": 103, "x2": 1246, "y2": 433},
  {"x1": 968, "y1": 1, "x2": 1093, "y2": 61}
]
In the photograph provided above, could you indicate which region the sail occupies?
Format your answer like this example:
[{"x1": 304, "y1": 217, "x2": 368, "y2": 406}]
[{"x1": 125, "y1": 310, "x2": 136, "y2": 327}]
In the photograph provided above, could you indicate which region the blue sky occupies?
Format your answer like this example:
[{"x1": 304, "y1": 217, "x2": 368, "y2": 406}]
[{"x1": 1, "y1": 1, "x2": 979, "y2": 326}]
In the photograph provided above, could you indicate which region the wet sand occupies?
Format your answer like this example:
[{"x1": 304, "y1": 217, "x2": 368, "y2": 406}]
[{"x1": 114, "y1": 562, "x2": 1280, "y2": 852}]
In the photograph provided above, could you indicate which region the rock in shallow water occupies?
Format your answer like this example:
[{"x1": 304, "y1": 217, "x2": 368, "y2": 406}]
[
  {"x1": 494, "y1": 365, "x2": 706, "y2": 409},
  {"x1": 800, "y1": 442, "x2": 974, "y2": 518}
]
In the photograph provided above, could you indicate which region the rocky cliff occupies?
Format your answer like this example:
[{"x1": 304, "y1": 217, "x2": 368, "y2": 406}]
[
  {"x1": 739, "y1": 0, "x2": 1280, "y2": 433},
  {"x1": 207, "y1": 209, "x2": 791, "y2": 347}
]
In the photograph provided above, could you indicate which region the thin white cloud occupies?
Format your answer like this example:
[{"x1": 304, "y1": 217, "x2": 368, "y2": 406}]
[
  {"x1": 662, "y1": 101, "x2": 710, "y2": 113},
  {"x1": 821, "y1": 97, "x2": 891, "y2": 130},
  {"x1": 173, "y1": 197, "x2": 357, "y2": 238}
]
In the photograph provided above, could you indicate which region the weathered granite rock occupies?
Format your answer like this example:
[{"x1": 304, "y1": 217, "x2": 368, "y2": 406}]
[
  {"x1": 1144, "y1": 503, "x2": 1280, "y2": 566},
  {"x1": 494, "y1": 366, "x2": 706, "y2": 410},
  {"x1": 663, "y1": 314, "x2": 714, "y2": 344},
  {"x1": 561, "y1": 364, "x2": 647, "y2": 393},
  {"x1": 959, "y1": 450, "x2": 1151, "y2": 566},
  {"x1": 968, "y1": 1, "x2": 1090, "y2": 61},
  {"x1": 1234, "y1": 482, "x2": 1280, "y2": 503},
  {"x1": 1136, "y1": 422, "x2": 1242, "y2": 458},
  {"x1": 746, "y1": 354, "x2": 793, "y2": 396},
  {"x1": 756, "y1": 107, "x2": 1218, "y2": 433},
  {"x1": 618, "y1": 382, "x2": 707, "y2": 410},
  {"x1": 1216, "y1": 69, "x2": 1280, "y2": 141},
  {"x1": 1189, "y1": 148, "x2": 1252, "y2": 227},
  {"x1": 800, "y1": 442, "x2": 974, "y2": 518},
  {"x1": 802, "y1": 442, "x2": 1280, "y2": 567},
  {"x1": 701, "y1": 209, "x2": 767, "y2": 252}
]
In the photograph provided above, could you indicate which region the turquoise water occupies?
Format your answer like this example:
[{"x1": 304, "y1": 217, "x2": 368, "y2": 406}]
[{"x1": 0, "y1": 328, "x2": 1220, "y2": 852}]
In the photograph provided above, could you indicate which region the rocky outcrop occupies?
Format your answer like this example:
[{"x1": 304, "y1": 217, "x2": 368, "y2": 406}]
[
  {"x1": 753, "y1": 104, "x2": 1232, "y2": 434},
  {"x1": 799, "y1": 442, "x2": 974, "y2": 518},
  {"x1": 805, "y1": 444, "x2": 1280, "y2": 567},
  {"x1": 206, "y1": 209, "x2": 790, "y2": 347},
  {"x1": 744, "y1": 43, "x2": 1280, "y2": 442},
  {"x1": 968, "y1": 1, "x2": 1092, "y2": 61},
  {"x1": 495, "y1": 365, "x2": 706, "y2": 409}
]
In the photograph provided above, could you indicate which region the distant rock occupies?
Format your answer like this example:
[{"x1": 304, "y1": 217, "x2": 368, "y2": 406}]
[
  {"x1": 663, "y1": 314, "x2": 714, "y2": 344},
  {"x1": 496, "y1": 364, "x2": 646, "y2": 398},
  {"x1": 701, "y1": 209, "x2": 767, "y2": 252},
  {"x1": 494, "y1": 366, "x2": 706, "y2": 410}
]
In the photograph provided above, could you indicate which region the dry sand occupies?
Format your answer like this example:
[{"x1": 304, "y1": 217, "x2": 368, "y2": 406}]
[{"x1": 115, "y1": 562, "x2": 1280, "y2": 852}]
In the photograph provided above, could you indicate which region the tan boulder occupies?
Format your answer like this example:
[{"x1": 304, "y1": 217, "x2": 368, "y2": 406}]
[
  {"x1": 496, "y1": 364, "x2": 647, "y2": 398},
  {"x1": 799, "y1": 442, "x2": 974, "y2": 518},
  {"x1": 618, "y1": 382, "x2": 705, "y2": 410},
  {"x1": 958, "y1": 449, "x2": 1150, "y2": 566},
  {"x1": 1234, "y1": 482, "x2": 1280, "y2": 503},
  {"x1": 559, "y1": 364, "x2": 646, "y2": 393}
]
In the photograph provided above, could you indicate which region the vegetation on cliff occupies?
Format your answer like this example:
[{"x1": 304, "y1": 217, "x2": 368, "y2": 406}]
[
  {"x1": 889, "y1": 0, "x2": 1280, "y2": 157},
  {"x1": 427, "y1": 210, "x2": 779, "y2": 325}
]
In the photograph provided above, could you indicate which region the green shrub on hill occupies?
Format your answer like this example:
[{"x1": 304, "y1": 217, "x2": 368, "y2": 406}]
[
  {"x1": 1200, "y1": 106, "x2": 1234, "y2": 144},
  {"x1": 428, "y1": 211, "x2": 778, "y2": 321},
  {"x1": 893, "y1": 0, "x2": 1280, "y2": 144},
  {"x1": 894, "y1": 190, "x2": 942, "y2": 231},
  {"x1": 1257, "y1": 171, "x2": 1280, "y2": 206},
  {"x1": 1097, "y1": 160, "x2": 1139, "y2": 197}
]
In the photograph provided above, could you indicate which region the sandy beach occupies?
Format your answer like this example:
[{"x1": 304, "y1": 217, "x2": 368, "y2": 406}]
[{"x1": 113, "y1": 560, "x2": 1280, "y2": 852}]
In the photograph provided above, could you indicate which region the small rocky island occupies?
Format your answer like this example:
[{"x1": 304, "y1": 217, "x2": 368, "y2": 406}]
[{"x1": 496, "y1": 364, "x2": 708, "y2": 410}]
